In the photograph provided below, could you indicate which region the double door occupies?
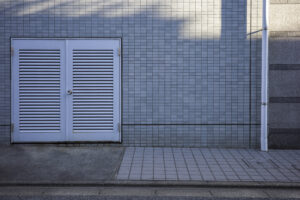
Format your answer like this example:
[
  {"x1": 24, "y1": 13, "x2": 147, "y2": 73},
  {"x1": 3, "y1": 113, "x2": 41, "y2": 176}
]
[{"x1": 11, "y1": 39, "x2": 121, "y2": 142}]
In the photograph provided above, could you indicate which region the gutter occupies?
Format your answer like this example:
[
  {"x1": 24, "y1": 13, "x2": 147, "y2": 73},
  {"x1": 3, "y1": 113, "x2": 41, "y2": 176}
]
[{"x1": 261, "y1": 0, "x2": 269, "y2": 151}]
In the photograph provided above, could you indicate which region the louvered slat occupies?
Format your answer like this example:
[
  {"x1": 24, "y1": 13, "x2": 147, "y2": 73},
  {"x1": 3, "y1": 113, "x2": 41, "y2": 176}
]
[
  {"x1": 72, "y1": 49, "x2": 114, "y2": 132},
  {"x1": 18, "y1": 49, "x2": 61, "y2": 132}
]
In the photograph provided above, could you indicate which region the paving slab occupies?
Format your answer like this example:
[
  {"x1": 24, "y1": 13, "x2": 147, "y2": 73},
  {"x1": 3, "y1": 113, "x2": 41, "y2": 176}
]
[{"x1": 117, "y1": 147, "x2": 300, "y2": 183}]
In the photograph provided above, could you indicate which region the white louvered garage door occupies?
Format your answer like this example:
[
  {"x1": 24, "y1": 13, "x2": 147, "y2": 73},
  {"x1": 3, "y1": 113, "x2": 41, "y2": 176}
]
[{"x1": 11, "y1": 39, "x2": 121, "y2": 143}]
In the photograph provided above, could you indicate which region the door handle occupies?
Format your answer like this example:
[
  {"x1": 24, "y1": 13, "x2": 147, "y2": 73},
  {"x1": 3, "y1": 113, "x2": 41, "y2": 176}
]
[{"x1": 67, "y1": 89, "x2": 73, "y2": 95}]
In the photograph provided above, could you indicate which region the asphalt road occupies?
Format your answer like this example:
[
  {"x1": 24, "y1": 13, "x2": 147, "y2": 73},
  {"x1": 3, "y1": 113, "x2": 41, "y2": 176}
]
[
  {"x1": 0, "y1": 186, "x2": 299, "y2": 200},
  {"x1": 0, "y1": 196, "x2": 299, "y2": 200}
]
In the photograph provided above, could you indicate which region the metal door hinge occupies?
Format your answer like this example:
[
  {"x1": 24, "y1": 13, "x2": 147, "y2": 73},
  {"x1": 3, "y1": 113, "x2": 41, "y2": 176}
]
[
  {"x1": 118, "y1": 48, "x2": 121, "y2": 56},
  {"x1": 11, "y1": 123, "x2": 14, "y2": 133},
  {"x1": 11, "y1": 47, "x2": 14, "y2": 56},
  {"x1": 118, "y1": 123, "x2": 121, "y2": 132}
]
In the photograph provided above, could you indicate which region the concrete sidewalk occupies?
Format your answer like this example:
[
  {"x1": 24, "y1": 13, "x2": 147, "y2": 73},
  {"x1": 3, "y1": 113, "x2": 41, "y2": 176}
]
[
  {"x1": 0, "y1": 145, "x2": 124, "y2": 184},
  {"x1": 0, "y1": 145, "x2": 300, "y2": 186}
]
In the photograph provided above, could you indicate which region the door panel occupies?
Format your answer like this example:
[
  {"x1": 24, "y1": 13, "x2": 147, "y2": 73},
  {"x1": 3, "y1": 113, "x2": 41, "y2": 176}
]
[
  {"x1": 12, "y1": 40, "x2": 66, "y2": 142},
  {"x1": 66, "y1": 40, "x2": 120, "y2": 142}
]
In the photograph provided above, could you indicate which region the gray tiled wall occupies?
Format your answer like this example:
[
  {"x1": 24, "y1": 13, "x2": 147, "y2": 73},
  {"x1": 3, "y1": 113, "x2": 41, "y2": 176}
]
[{"x1": 0, "y1": 0, "x2": 262, "y2": 147}]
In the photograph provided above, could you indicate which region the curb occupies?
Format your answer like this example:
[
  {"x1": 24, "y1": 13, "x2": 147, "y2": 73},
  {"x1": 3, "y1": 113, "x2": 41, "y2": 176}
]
[{"x1": 1, "y1": 180, "x2": 300, "y2": 189}]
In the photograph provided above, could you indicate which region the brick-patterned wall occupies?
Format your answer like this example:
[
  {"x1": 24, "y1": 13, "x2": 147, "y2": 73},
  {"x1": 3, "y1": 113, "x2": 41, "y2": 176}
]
[
  {"x1": 269, "y1": 0, "x2": 300, "y2": 149},
  {"x1": 0, "y1": 0, "x2": 262, "y2": 148}
]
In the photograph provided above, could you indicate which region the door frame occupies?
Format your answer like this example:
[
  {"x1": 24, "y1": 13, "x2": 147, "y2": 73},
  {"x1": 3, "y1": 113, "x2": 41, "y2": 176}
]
[{"x1": 11, "y1": 38, "x2": 122, "y2": 143}]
